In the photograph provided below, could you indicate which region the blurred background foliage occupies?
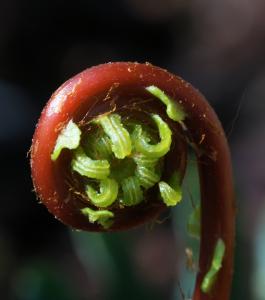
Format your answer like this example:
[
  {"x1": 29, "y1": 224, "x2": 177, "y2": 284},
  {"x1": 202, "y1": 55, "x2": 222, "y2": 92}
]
[{"x1": 0, "y1": 0, "x2": 265, "y2": 299}]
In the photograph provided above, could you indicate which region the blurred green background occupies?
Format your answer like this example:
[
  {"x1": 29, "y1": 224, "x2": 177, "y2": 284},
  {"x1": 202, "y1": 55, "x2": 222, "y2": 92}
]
[{"x1": 1, "y1": 0, "x2": 265, "y2": 299}]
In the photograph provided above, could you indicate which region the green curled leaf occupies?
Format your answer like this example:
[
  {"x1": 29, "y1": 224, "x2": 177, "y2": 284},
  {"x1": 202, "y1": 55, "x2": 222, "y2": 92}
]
[
  {"x1": 145, "y1": 85, "x2": 186, "y2": 122},
  {"x1": 86, "y1": 178, "x2": 119, "y2": 208},
  {"x1": 201, "y1": 238, "x2": 226, "y2": 294},
  {"x1": 135, "y1": 165, "x2": 160, "y2": 189},
  {"x1": 121, "y1": 176, "x2": 143, "y2": 206},
  {"x1": 187, "y1": 205, "x2": 201, "y2": 239},
  {"x1": 158, "y1": 181, "x2": 182, "y2": 206},
  {"x1": 71, "y1": 147, "x2": 110, "y2": 179},
  {"x1": 84, "y1": 131, "x2": 112, "y2": 160},
  {"x1": 133, "y1": 114, "x2": 172, "y2": 158},
  {"x1": 95, "y1": 114, "x2": 132, "y2": 159},
  {"x1": 81, "y1": 207, "x2": 114, "y2": 229},
  {"x1": 51, "y1": 120, "x2": 81, "y2": 161}
]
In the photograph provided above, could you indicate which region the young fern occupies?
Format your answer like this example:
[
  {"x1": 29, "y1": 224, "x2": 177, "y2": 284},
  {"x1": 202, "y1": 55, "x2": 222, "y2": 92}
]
[{"x1": 31, "y1": 62, "x2": 235, "y2": 300}]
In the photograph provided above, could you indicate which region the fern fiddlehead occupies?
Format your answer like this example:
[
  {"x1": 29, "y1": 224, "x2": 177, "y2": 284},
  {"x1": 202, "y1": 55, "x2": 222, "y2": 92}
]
[{"x1": 31, "y1": 62, "x2": 235, "y2": 300}]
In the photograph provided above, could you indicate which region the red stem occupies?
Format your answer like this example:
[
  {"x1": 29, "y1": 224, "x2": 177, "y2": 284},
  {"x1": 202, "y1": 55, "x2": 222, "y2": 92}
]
[{"x1": 182, "y1": 86, "x2": 235, "y2": 300}]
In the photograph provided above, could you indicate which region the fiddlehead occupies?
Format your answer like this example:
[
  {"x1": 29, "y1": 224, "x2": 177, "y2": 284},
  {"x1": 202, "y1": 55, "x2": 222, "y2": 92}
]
[{"x1": 30, "y1": 62, "x2": 235, "y2": 300}]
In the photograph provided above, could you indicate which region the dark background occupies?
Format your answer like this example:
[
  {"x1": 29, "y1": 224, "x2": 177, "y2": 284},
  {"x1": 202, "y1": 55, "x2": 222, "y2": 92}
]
[{"x1": 1, "y1": 0, "x2": 265, "y2": 299}]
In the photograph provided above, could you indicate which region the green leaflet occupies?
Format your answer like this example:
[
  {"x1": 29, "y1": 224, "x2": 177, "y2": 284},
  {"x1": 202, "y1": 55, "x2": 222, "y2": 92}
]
[
  {"x1": 158, "y1": 181, "x2": 182, "y2": 206},
  {"x1": 133, "y1": 114, "x2": 172, "y2": 158},
  {"x1": 95, "y1": 114, "x2": 132, "y2": 159},
  {"x1": 135, "y1": 165, "x2": 160, "y2": 189},
  {"x1": 201, "y1": 238, "x2": 226, "y2": 294},
  {"x1": 81, "y1": 207, "x2": 114, "y2": 229},
  {"x1": 86, "y1": 178, "x2": 119, "y2": 208},
  {"x1": 51, "y1": 120, "x2": 81, "y2": 161},
  {"x1": 187, "y1": 205, "x2": 201, "y2": 239},
  {"x1": 145, "y1": 85, "x2": 186, "y2": 122},
  {"x1": 71, "y1": 147, "x2": 110, "y2": 179},
  {"x1": 121, "y1": 176, "x2": 143, "y2": 206}
]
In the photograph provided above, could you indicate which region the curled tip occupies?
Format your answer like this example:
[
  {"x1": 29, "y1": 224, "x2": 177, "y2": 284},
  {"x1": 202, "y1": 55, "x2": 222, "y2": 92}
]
[
  {"x1": 86, "y1": 178, "x2": 119, "y2": 208},
  {"x1": 133, "y1": 114, "x2": 172, "y2": 158}
]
